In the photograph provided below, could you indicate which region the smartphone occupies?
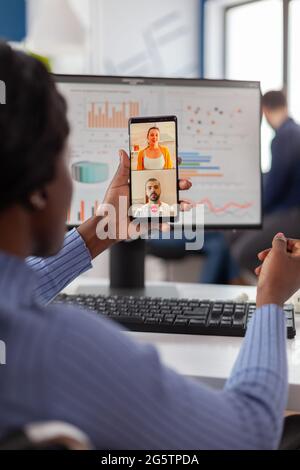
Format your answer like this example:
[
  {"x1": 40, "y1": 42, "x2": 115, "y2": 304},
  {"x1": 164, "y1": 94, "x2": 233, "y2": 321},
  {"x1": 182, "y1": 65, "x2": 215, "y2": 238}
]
[{"x1": 129, "y1": 115, "x2": 179, "y2": 222}]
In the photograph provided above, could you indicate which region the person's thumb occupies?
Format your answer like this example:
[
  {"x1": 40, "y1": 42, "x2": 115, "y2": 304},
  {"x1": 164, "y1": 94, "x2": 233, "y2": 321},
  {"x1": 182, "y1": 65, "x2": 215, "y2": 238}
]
[
  {"x1": 116, "y1": 149, "x2": 130, "y2": 178},
  {"x1": 272, "y1": 232, "x2": 287, "y2": 252},
  {"x1": 119, "y1": 149, "x2": 129, "y2": 165}
]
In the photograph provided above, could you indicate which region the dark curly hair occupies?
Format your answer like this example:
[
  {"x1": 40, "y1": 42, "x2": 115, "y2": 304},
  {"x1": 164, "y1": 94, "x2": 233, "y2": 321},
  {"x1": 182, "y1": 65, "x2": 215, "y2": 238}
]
[{"x1": 0, "y1": 41, "x2": 69, "y2": 211}]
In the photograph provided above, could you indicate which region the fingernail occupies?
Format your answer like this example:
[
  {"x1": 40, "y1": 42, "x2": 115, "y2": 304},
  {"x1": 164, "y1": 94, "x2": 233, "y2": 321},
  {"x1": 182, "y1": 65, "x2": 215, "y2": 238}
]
[
  {"x1": 119, "y1": 150, "x2": 123, "y2": 158},
  {"x1": 275, "y1": 232, "x2": 286, "y2": 240}
]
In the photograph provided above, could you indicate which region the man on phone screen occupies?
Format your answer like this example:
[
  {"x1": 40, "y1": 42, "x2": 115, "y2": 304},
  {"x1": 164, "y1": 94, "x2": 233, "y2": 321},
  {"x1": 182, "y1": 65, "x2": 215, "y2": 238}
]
[{"x1": 134, "y1": 178, "x2": 175, "y2": 217}]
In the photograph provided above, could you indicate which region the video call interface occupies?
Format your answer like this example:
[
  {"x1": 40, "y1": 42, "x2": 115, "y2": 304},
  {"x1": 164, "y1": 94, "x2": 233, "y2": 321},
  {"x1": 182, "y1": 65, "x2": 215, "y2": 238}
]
[
  {"x1": 130, "y1": 121, "x2": 178, "y2": 219},
  {"x1": 56, "y1": 77, "x2": 261, "y2": 227}
]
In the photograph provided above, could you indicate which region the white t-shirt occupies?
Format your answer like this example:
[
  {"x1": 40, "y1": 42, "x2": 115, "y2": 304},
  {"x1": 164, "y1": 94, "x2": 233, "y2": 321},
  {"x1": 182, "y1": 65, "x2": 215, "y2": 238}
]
[
  {"x1": 134, "y1": 202, "x2": 176, "y2": 218},
  {"x1": 143, "y1": 154, "x2": 165, "y2": 170}
]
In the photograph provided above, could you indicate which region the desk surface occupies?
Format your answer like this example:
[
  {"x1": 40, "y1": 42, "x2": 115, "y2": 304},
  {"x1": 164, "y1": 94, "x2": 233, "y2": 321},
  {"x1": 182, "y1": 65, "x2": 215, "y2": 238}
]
[{"x1": 63, "y1": 278, "x2": 300, "y2": 411}]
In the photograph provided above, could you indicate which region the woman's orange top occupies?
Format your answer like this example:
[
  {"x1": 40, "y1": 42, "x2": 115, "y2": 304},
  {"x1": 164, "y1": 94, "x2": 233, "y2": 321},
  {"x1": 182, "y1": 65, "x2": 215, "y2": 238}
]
[{"x1": 137, "y1": 146, "x2": 173, "y2": 170}]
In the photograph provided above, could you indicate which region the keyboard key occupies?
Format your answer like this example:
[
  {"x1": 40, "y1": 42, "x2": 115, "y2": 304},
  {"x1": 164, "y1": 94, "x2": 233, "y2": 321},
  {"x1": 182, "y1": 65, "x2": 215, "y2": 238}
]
[
  {"x1": 211, "y1": 311, "x2": 222, "y2": 319},
  {"x1": 116, "y1": 315, "x2": 144, "y2": 323},
  {"x1": 184, "y1": 315, "x2": 207, "y2": 321},
  {"x1": 221, "y1": 319, "x2": 232, "y2": 327},
  {"x1": 224, "y1": 303, "x2": 234, "y2": 309},
  {"x1": 162, "y1": 318, "x2": 174, "y2": 325},
  {"x1": 174, "y1": 319, "x2": 189, "y2": 326},
  {"x1": 182, "y1": 307, "x2": 193, "y2": 313},
  {"x1": 223, "y1": 308, "x2": 234, "y2": 315},
  {"x1": 222, "y1": 311, "x2": 234, "y2": 317},
  {"x1": 232, "y1": 318, "x2": 245, "y2": 327},
  {"x1": 189, "y1": 318, "x2": 206, "y2": 326},
  {"x1": 153, "y1": 314, "x2": 164, "y2": 319},
  {"x1": 235, "y1": 305, "x2": 246, "y2": 311},
  {"x1": 234, "y1": 311, "x2": 245, "y2": 319},
  {"x1": 190, "y1": 307, "x2": 209, "y2": 316},
  {"x1": 145, "y1": 318, "x2": 160, "y2": 324}
]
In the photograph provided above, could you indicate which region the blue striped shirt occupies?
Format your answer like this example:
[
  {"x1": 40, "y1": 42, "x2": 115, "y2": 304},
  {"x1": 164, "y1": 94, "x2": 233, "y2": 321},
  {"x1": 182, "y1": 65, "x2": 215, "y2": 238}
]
[
  {"x1": 0, "y1": 229, "x2": 288, "y2": 449},
  {"x1": 26, "y1": 229, "x2": 93, "y2": 304}
]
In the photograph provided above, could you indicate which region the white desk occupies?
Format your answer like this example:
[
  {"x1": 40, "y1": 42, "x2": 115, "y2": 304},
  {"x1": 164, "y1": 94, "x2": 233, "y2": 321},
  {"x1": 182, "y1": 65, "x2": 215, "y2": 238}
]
[{"x1": 63, "y1": 278, "x2": 300, "y2": 411}]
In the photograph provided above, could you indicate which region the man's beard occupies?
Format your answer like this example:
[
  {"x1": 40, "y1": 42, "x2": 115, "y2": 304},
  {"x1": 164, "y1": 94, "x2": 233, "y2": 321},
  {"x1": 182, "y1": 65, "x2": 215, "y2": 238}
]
[{"x1": 150, "y1": 193, "x2": 159, "y2": 202}]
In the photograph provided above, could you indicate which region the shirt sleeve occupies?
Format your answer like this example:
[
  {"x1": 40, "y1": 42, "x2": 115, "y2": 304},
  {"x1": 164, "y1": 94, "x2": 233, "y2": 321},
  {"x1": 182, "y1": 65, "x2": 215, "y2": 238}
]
[
  {"x1": 26, "y1": 229, "x2": 92, "y2": 304},
  {"x1": 44, "y1": 303, "x2": 287, "y2": 450}
]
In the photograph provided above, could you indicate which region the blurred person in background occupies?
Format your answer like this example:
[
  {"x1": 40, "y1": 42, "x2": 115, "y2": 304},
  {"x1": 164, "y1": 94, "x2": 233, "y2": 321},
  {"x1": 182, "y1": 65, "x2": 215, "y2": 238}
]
[{"x1": 226, "y1": 90, "x2": 300, "y2": 282}]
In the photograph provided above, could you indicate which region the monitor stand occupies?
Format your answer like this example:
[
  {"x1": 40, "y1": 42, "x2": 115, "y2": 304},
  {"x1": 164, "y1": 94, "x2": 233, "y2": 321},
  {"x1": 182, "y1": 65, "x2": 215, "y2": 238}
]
[
  {"x1": 79, "y1": 239, "x2": 178, "y2": 298},
  {"x1": 110, "y1": 239, "x2": 178, "y2": 297}
]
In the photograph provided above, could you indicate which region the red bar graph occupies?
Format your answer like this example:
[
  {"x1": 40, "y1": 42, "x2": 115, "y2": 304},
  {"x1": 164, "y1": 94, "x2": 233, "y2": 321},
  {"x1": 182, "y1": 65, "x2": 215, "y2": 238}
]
[
  {"x1": 80, "y1": 201, "x2": 85, "y2": 222},
  {"x1": 88, "y1": 101, "x2": 140, "y2": 129}
]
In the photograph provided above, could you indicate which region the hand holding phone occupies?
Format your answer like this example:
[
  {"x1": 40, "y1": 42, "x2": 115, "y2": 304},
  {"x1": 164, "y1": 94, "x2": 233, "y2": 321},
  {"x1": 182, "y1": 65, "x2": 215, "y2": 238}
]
[{"x1": 129, "y1": 115, "x2": 179, "y2": 222}]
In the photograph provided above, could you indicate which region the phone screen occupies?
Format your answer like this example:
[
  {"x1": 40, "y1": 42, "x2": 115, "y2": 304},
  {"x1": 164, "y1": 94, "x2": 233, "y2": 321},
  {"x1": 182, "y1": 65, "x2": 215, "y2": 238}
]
[{"x1": 129, "y1": 116, "x2": 179, "y2": 221}]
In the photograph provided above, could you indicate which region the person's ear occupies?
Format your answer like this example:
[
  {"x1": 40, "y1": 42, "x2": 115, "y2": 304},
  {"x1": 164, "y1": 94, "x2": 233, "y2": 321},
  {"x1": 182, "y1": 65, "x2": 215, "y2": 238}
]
[{"x1": 27, "y1": 189, "x2": 47, "y2": 211}]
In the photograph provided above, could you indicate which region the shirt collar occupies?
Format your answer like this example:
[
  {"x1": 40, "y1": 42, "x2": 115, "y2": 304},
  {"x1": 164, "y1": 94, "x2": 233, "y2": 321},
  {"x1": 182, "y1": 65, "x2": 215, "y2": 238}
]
[{"x1": 0, "y1": 251, "x2": 38, "y2": 308}]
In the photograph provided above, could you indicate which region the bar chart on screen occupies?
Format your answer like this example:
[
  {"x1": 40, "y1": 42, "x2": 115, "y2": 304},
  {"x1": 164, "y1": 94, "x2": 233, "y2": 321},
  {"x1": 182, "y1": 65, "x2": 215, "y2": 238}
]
[
  {"x1": 56, "y1": 84, "x2": 145, "y2": 225},
  {"x1": 87, "y1": 101, "x2": 140, "y2": 129},
  {"x1": 179, "y1": 151, "x2": 223, "y2": 178},
  {"x1": 67, "y1": 198, "x2": 101, "y2": 224}
]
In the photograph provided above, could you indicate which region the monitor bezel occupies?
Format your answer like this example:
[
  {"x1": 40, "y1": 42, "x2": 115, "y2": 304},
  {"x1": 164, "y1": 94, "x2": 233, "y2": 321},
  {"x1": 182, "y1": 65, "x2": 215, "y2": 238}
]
[{"x1": 53, "y1": 73, "x2": 262, "y2": 230}]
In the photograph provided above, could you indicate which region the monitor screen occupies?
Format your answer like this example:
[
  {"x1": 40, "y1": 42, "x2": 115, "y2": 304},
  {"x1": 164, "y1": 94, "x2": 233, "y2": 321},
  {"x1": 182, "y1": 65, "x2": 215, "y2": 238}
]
[{"x1": 55, "y1": 75, "x2": 262, "y2": 228}]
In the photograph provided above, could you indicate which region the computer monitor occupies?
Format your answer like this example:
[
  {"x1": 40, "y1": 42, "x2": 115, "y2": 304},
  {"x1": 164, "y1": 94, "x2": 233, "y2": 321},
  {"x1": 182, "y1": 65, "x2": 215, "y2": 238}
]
[{"x1": 54, "y1": 75, "x2": 262, "y2": 229}]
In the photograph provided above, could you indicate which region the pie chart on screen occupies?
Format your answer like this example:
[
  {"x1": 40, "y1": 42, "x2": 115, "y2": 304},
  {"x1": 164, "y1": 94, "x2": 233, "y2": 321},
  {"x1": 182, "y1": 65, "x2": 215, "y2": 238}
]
[{"x1": 71, "y1": 162, "x2": 109, "y2": 184}]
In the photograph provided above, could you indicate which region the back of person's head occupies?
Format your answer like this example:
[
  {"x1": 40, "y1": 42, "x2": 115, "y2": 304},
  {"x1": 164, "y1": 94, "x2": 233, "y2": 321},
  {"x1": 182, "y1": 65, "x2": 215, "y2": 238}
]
[
  {"x1": 0, "y1": 41, "x2": 71, "y2": 257},
  {"x1": 262, "y1": 90, "x2": 287, "y2": 111},
  {"x1": 262, "y1": 90, "x2": 288, "y2": 130}
]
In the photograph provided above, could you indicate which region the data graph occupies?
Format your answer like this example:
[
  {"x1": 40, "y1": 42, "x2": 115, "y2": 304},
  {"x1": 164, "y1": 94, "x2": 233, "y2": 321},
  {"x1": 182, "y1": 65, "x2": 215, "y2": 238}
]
[
  {"x1": 87, "y1": 101, "x2": 140, "y2": 129},
  {"x1": 179, "y1": 152, "x2": 223, "y2": 178},
  {"x1": 184, "y1": 196, "x2": 257, "y2": 224},
  {"x1": 183, "y1": 102, "x2": 245, "y2": 139},
  {"x1": 67, "y1": 200, "x2": 100, "y2": 224},
  {"x1": 57, "y1": 79, "x2": 261, "y2": 227},
  {"x1": 199, "y1": 198, "x2": 253, "y2": 214}
]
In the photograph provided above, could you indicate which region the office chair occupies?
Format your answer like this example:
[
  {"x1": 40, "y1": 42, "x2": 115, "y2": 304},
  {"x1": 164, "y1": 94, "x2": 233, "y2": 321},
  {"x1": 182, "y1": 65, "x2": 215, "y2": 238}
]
[
  {"x1": 279, "y1": 415, "x2": 300, "y2": 450},
  {"x1": 0, "y1": 421, "x2": 92, "y2": 450}
]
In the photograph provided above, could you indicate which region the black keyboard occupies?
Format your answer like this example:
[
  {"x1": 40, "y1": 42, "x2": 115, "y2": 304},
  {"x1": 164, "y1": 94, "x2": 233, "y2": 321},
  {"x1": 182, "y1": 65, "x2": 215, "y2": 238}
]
[{"x1": 53, "y1": 293, "x2": 296, "y2": 339}]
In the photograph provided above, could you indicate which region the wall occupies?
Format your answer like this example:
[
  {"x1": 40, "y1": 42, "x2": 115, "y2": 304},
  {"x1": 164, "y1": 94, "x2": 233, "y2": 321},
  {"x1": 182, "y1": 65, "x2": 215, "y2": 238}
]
[
  {"x1": 27, "y1": 0, "x2": 201, "y2": 77},
  {"x1": 92, "y1": 0, "x2": 201, "y2": 77}
]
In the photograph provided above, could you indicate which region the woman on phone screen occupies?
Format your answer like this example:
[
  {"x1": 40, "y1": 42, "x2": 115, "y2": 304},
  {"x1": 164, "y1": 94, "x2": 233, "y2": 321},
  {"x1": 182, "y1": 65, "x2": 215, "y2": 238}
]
[{"x1": 137, "y1": 127, "x2": 173, "y2": 170}]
